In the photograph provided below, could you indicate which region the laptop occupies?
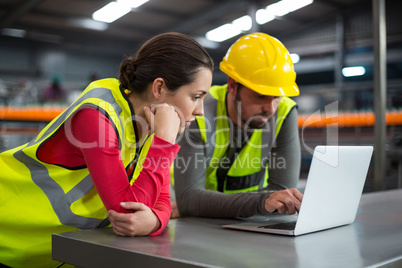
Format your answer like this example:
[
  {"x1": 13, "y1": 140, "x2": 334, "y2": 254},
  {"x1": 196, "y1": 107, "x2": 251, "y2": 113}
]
[{"x1": 223, "y1": 145, "x2": 373, "y2": 236}]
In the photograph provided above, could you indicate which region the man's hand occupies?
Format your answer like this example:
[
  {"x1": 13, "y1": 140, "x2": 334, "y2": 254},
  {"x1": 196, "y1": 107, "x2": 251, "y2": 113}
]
[
  {"x1": 170, "y1": 201, "x2": 181, "y2": 219},
  {"x1": 265, "y1": 188, "x2": 303, "y2": 215},
  {"x1": 107, "y1": 202, "x2": 161, "y2": 236}
]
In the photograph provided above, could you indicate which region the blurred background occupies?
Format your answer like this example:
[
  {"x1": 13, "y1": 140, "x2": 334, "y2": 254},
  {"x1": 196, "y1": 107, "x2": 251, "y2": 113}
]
[{"x1": 0, "y1": 0, "x2": 401, "y2": 192}]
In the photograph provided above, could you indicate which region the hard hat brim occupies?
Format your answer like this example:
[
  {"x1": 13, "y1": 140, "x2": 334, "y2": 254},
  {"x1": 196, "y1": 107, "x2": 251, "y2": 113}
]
[{"x1": 220, "y1": 63, "x2": 300, "y2": 97}]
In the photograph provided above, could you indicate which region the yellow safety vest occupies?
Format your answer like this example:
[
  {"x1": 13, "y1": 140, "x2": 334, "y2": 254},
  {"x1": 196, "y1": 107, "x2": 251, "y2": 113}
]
[
  {"x1": 195, "y1": 84, "x2": 296, "y2": 193},
  {"x1": 0, "y1": 78, "x2": 154, "y2": 268}
]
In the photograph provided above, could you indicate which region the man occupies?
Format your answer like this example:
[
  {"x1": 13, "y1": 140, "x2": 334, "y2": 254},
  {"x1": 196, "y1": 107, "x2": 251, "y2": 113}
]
[{"x1": 171, "y1": 32, "x2": 303, "y2": 218}]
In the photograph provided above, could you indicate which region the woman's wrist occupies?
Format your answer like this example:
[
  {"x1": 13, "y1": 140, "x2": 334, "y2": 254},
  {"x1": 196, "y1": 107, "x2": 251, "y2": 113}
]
[
  {"x1": 154, "y1": 131, "x2": 176, "y2": 144},
  {"x1": 151, "y1": 213, "x2": 162, "y2": 233}
]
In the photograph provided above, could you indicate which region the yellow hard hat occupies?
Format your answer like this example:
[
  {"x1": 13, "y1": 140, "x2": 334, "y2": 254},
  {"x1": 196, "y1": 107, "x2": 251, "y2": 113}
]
[{"x1": 220, "y1": 32, "x2": 300, "y2": 97}]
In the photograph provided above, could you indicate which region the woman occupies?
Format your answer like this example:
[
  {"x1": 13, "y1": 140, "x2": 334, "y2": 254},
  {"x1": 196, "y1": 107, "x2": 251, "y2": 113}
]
[{"x1": 0, "y1": 32, "x2": 214, "y2": 268}]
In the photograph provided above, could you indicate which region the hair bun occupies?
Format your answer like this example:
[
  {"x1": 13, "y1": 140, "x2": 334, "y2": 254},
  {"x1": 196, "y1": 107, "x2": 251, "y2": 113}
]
[
  {"x1": 119, "y1": 57, "x2": 137, "y2": 90},
  {"x1": 123, "y1": 57, "x2": 136, "y2": 81}
]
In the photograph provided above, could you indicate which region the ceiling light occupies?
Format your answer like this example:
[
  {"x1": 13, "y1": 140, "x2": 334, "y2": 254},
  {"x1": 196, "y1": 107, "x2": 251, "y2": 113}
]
[
  {"x1": 117, "y1": 0, "x2": 149, "y2": 8},
  {"x1": 69, "y1": 18, "x2": 108, "y2": 31},
  {"x1": 342, "y1": 66, "x2": 366, "y2": 77},
  {"x1": 2, "y1": 28, "x2": 26, "y2": 38},
  {"x1": 93, "y1": 2, "x2": 131, "y2": 23},
  {"x1": 206, "y1": 0, "x2": 313, "y2": 42},
  {"x1": 290, "y1": 53, "x2": 300, "y2": 64},
  {"x1": 206, "y1": 24, "x2": 242, "y2": 42},
  {"x1": 92, "y1": 0, "x2": 149, "y2": 24},
  {"x1": 205, "y1": 15, "x2": 251, "y2": 43},
  {"x1": 256, "y1": 9, "x2": 275, "y2": 25},
  {"x1": 257, "y1": 0, "x2": 313, "y2": 25},
  {"x1": 285, "y1": 0, "x2": 314, "y2": 13},
  {"x1": 232, "y1": 16, "x2": 252, "y2": 32},
  {"x1": 266, "y1": 1, "x2": 291, "y2": 17}
]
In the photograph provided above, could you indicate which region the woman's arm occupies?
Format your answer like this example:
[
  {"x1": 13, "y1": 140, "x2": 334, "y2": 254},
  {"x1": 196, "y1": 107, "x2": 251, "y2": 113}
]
[
  {"x1": 106, "y1": 179, "x2": 171, "y2": 236},
  {"x1": 71, "y1": 108, "x2": 179, "y2": 235}
]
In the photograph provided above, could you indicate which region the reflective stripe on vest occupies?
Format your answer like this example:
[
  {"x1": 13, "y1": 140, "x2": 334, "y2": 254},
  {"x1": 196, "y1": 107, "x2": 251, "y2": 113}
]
[{"x1": 197, "y1": 84, "x2": 296, "y2": 193}]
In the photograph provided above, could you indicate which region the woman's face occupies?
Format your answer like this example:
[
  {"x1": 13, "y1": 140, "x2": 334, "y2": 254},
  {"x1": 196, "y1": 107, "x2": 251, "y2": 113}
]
[{"x1": 162, "y1": 67, "x2": 212, "y2": 134}]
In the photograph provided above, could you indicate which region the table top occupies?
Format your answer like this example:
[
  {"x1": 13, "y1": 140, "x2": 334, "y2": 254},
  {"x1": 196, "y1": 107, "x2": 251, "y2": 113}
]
[{"x1": 52, "y1": 189, "x2": 402, "y2": 268}]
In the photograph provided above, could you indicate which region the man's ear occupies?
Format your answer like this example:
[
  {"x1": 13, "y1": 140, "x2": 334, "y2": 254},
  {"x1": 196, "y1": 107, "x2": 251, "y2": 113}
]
[
  {"x1": 151, "y1": 78, "x2": 166, "y2": 100},
  {"x1": 227, "y1": 77, "x2": 238, "y2": 97}
]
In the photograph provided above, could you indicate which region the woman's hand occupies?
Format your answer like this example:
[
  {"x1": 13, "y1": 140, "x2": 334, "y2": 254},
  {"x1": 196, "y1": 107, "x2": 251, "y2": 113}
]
[
  {"x1": 107, "y1": 202, "x2": 161, "y2": 236},
  {"x1": 144, "y1": 104, "x2": 183, "y2": 144}
]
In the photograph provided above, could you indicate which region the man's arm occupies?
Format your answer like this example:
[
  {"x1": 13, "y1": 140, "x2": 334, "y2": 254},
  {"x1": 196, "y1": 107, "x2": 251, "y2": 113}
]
[
  {"x1": 174, "y1": 122, "x2": 272, "y2": 218},
  {"x1": 266, "y1": 107, "x2": 301, "y2": 190}
]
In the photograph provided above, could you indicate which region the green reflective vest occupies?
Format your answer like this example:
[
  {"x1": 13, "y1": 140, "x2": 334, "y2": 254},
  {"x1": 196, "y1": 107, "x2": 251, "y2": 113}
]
[
  {"x1": 0, "y1": 78, "x2": 152, "y2": 268},
  {"x1": 194, "y1": 84, "x2": 296, "y2": 193}
]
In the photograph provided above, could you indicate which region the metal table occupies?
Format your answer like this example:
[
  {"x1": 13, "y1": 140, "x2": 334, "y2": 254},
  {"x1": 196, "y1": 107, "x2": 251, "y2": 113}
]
[{"x1": 52, "y1": 189, "x2": 402, "y2": 268}]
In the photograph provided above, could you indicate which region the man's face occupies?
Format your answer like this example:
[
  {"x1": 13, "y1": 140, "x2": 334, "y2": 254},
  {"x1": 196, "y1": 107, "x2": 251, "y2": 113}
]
[{"x1": 233, "y1": 85, "x2": 281, "y2": 129}]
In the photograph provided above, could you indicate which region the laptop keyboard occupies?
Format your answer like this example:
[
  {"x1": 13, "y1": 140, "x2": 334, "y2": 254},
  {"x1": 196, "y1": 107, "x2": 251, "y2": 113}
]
[{"x1": 258, "y1": 221, "x2": 297, "y2": 230}]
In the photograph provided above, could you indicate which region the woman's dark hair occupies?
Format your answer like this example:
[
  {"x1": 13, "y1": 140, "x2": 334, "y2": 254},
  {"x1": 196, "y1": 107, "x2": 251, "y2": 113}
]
[{"x1": 119, "y1": 32, "x2": 214, "y2": 94}]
